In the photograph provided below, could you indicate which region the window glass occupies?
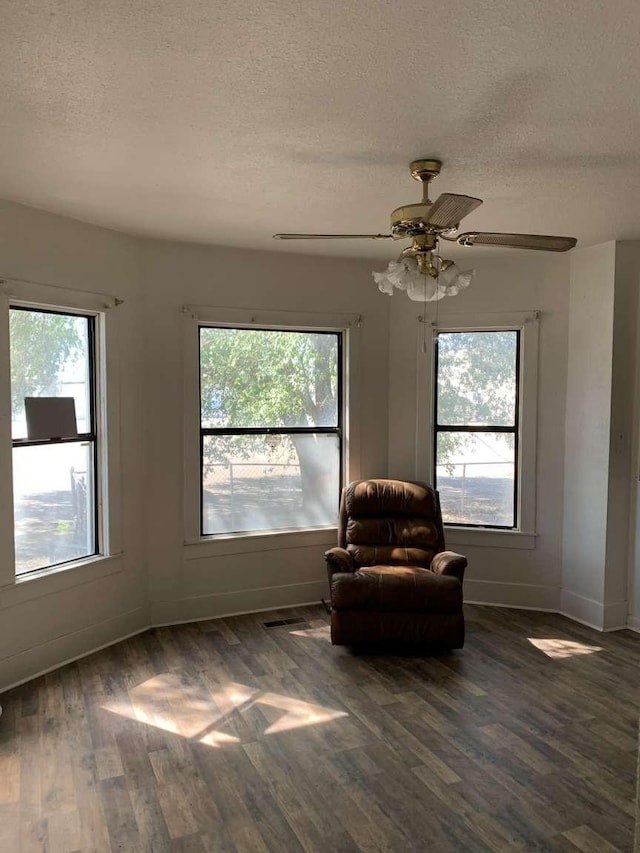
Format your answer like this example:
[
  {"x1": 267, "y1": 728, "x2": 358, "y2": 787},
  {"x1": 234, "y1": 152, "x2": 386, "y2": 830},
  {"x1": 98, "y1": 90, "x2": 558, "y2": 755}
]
[
  {"x1": 436, "y1": 432, "x2": 515, "y2": 527},
  {"x1": 437, "y1": 331, "x2": 518, "y2": 426},
  {"x1": 202, "y1": 434, "x2": 340, "y2": 535},
  {"x1": 200, "y1": 328, "x2": 339, "y2": 428},
  {"x1": 435, "y1": 329, "x2": 519, "y2": 529},
  {"x1": 10, "y1": 309, "x2": 92, "y2": 439},
  {"x1": 10, "y1": 307, "x2": 98, "y2": 575},
  {"x1": 199, "y1": 327, "x2": 342, "y2": 536},
  {"x1": 13, "y1": 443, "x2": 95, "y2": 574}
]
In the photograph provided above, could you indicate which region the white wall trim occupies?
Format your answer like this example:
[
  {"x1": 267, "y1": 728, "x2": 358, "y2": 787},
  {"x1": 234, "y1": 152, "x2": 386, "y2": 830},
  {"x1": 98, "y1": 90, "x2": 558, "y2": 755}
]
[
  {"x1": 560, "y1": 588, "x2": 628, "y2": 631},
  {"x1": 415, "y1": 311, "x2": 539, "y2": 536},
  {"x1": 560, "y1": 589, "x2": 606, "y2": 630},
  {"x1": 601, "y1": 599, "x2": 629, "y2": 631},
  {"x1": 464, "y1": 579, "x2": 559, "y2": 611},
  {"x1": 183, "y1": 527, "x2": 336, "y2": 559},
  {"x1": 0, "y1": 275, "x2": 124, "y2": 310},
  {"x1": 0, "y1": 290, "x2": 15, "y2": 589},
  {"x1": 1, "y1": 285, "x2": 125, "y2": 574},
  {"x1": 182, "y1": 307, "x2": 362, "y2": 544},
  {"x1": 447, "y1": 528, "x2": 536, "y2": 550},
  {"x1": 626, "y1": 614, "x2": 640, "y2": 633},
  {"x1": 152, "y1": 599, "x2": 323, "y2": 629},
  {"x1": 0, "y1": 554, "x2": 123, "y2": 607},
  {"x1": 151, "y1": 579, "x2": 327, "y2": 626}
]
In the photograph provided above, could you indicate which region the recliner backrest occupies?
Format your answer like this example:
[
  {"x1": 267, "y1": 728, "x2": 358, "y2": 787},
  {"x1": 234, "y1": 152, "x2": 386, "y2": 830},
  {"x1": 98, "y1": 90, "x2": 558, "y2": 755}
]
[{"x1": 338, "y1": 479, "x2": 445, "y2": 569}]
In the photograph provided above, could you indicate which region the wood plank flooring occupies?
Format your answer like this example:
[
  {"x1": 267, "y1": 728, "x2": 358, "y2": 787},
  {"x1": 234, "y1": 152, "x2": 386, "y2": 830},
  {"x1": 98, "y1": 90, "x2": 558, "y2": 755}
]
[{"x1": 0, "y1": 604, "x2": 638, "y2": 852}]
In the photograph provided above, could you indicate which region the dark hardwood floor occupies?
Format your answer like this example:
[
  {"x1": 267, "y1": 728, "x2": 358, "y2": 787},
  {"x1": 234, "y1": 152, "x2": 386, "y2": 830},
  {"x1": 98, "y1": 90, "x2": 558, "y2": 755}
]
[{"x1": 0, "y1": 604, "x2": 638, "y2": 852}]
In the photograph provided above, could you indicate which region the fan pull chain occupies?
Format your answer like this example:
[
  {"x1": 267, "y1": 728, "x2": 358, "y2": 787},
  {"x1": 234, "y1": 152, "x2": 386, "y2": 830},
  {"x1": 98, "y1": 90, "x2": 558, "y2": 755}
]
[
  {"x1": 422, "y1": 268, "x2": 428, "y2": 353},
  {"x1": 421, "y1": 256, "x2": 441, "y2": 353},
  {"x1": 434, "y1": 256, "x2": 440, "y2": 337}
]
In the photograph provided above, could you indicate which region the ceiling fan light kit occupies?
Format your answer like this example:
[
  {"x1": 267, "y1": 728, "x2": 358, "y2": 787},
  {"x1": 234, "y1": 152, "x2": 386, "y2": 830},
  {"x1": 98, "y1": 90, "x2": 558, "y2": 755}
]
[
  {"x1": 373, "y1": 256, "x2": 475, "y2": 302},
  {"x1": 274, "y1": 157, "x2": 577, "y2": 304}
]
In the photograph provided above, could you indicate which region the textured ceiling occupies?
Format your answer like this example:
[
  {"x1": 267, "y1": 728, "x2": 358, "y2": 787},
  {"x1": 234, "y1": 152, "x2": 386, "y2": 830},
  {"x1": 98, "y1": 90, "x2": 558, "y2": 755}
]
[{"x1": 3, "y1": 0, "x2": 640, "y2": 261}]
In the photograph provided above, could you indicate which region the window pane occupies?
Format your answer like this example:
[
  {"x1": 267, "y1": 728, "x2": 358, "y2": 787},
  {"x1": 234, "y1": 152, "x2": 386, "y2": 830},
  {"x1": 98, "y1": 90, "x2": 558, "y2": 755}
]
[
  {"x1": 437, "y1": 331, "x2": 518, "y2": 426},
  {"x1": 436, "y1": 432, "x2": 515, "y2": 527},
  {"x1": 200, "y1": 328, "x2": 339, "y2": 428},
  {"x1": 202, "y1": 434, "x2": 339, "y2": 535},
  {"x1": 13, "y1": 442, "x2": 96, "y2": 575},
  {"x1": 10, "y1": 309, "x2": 92, "y2": 439}
]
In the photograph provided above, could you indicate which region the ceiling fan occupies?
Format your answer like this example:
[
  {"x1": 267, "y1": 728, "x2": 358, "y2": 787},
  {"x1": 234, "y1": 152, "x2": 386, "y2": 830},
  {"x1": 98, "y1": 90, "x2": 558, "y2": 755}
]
[{"x1": 273, "y1": 158, "x2": 577, "y2": 272}]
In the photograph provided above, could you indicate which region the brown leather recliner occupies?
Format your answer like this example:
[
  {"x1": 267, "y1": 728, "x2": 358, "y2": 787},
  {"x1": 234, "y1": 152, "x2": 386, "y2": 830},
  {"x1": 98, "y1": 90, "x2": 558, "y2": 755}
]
[{"x1": 324, "y1": 479, "x2": 467, "y2": 648}]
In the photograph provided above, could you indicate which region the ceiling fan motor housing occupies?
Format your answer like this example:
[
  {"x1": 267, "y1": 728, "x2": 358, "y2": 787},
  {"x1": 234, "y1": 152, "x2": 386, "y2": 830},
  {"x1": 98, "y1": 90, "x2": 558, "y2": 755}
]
[
  {"x1": 409, "y1": 159, "x2": 442, "y2": 182},
  {"x1": 391, "y1": 159, "x2": 444, "y2": 238},
  {"x1": 390, "y1": 203, "x2": 438, "y2": 238}
]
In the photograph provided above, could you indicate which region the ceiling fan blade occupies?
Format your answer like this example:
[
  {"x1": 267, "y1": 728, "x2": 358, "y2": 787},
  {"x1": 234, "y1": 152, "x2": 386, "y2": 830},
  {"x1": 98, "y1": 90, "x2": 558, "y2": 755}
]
[
  {"x1": 273, "y1": 233, "x2": 392, "y2": 240},
  {"x1": 456, "y1": 232, "x2": 577, "y2": 252},
  {"x1": 425, "y1": 193, "x2": 483, "y2": 229}
]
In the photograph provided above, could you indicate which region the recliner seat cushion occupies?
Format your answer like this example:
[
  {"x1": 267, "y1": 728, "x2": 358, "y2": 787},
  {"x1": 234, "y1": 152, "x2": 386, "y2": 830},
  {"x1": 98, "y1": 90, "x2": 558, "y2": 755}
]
[
  {"x1": 346, "y1": 543, "x2": 437, "y2": 569},
  {"x1": 330, "y1": 565, "x2": 462, "y2": 613}
]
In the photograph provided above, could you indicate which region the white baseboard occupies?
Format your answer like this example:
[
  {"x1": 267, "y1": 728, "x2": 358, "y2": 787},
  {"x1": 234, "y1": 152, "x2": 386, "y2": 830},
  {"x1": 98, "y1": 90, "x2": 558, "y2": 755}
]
[
  {"x1": 151, "y1": 580, "x2": 327, "y2": 626},
  {"x1": 560, "y1": 590, "x2": 603, "y2": 629},
  {"x1": 602, "y1": 599, "x2": 629, "y2": 631},
  {"x1": 464, "y1": 579, "x2": 560, "y2": 611},
  {"x1": 559, "y1": 589, "x2": 628, "y2": 632},
  {"x1": 152, "y1": 599, "x2": 323, "y2": 629},
  {"x1": 626, "y1": 614, "x2": 640, "y2": 633},
  {"x1": 0, "y1": 606, "x2": 149, "y2": 693}
]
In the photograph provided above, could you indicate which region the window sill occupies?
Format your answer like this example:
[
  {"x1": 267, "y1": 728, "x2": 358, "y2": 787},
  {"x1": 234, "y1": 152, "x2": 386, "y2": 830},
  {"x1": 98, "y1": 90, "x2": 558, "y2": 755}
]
[
  {"x1": 444, "y1": 527, "x2": 536, "y2": 550},
  {"x1": 184, "y1": 526, "x2": 337, "y2": 559},
  {"x1": 0, "y1": 553, "x2": 124, "y2": 607}
]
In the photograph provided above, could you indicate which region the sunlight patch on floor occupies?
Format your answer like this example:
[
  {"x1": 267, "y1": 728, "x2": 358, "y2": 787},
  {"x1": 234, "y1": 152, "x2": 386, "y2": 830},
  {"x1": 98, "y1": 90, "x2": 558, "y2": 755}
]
[
  {"x1": 258, "y1": 691, "x2": 347, "y2": 733},
  {"x1": 102, "y1": 673, "x2": 346, "y2": 746},
  {"x1": 289, "y1": 625, "x2": 332, "y2": 641},
  {"x1": 527, "y1": 638, "x2": 603, "y2": 659}
]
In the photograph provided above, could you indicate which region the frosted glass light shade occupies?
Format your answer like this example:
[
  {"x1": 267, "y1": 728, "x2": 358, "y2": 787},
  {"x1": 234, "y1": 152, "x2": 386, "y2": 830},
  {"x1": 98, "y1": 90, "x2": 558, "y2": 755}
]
[{"x1": 372, "y1": 256, "x2": 475, "y2": 301}]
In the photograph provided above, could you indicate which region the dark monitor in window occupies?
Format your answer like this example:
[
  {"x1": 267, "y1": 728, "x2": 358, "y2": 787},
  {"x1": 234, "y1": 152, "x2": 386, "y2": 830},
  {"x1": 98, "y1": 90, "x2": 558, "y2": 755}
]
[{"x1": 24, "y1": 397, "x2": 78, "y2": 440}]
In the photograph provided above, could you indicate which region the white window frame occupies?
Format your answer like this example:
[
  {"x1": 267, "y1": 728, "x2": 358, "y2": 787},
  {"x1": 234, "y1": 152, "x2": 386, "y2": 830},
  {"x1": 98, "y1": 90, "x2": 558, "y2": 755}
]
[
  {"x1": 183, "y1": 305, "x2": 361, "y2": 549},
  {"x1": 0, "y1": 279, "x2": 123, "y2": 592},
  {"x1": 416, "y1": 311, "x2": 539, "y2": 549}
]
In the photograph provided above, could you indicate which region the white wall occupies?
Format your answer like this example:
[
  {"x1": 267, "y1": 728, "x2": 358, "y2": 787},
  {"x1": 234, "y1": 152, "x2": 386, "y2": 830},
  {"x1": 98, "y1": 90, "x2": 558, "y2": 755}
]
[
  {"x1": 0, "y1": 200, "x2": 148, "y2": 689},
  {"x1": 562, "y1": 242, "x2": 638, "y2": 630},
  {"x1": 140, "y1": 240, "x2": 389, "y2": 626},
  {"x1": 616, "y1": 244, "x2": 640, "y2": 632},
  {"x1": 388, "y1": 252, "x2": 571, "y2": 611},
  {"x1": 562, "y1": 243, "x2": 616, "y2": 624},
  {"x1": 631, "y1": 286, "x2": 640, "y2": 629},
  {"x1": 607, "y1": 244, "x2": 639, "y2": 617}
]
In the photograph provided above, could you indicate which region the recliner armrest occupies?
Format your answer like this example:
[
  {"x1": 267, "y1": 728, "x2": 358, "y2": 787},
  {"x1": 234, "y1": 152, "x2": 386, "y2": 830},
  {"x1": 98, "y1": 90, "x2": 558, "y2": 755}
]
[
  {"x1": 324, "y1": 547, "x2": 355, "y2": 579},
  {"x1": 431, "y1": 550, "x2": 467, "y2": 582}
]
